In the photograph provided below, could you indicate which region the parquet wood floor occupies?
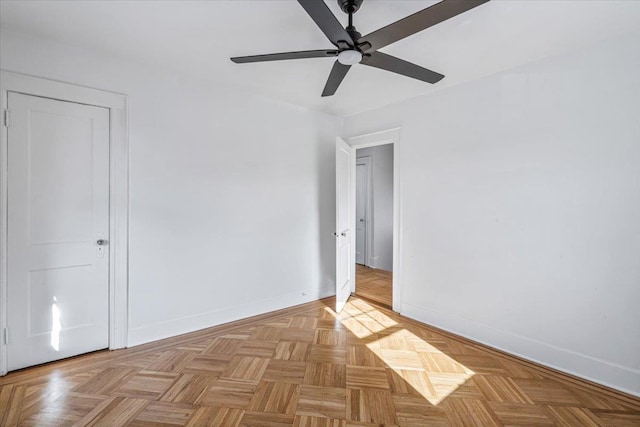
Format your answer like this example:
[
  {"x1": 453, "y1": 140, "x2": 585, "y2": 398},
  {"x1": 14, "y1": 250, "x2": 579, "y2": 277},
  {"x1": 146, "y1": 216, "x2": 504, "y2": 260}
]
[
  {"x1": 355, "y1": 264, "x2": 392, "y2": 308},
  {"x1": 1, "y1": 296, "x2": 639, "y2": 426}
]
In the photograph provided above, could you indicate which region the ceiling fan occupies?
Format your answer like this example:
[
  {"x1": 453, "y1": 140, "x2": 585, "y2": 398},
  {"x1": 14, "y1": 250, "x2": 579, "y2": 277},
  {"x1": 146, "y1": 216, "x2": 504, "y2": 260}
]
[{"x1": 231, "y1": 0, "x2": 489, "y2": 97}]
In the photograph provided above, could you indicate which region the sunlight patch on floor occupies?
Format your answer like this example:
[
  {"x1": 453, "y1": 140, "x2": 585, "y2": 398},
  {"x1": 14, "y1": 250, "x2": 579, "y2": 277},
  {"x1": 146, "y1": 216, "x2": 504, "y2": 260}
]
[{"x1": 331, "y1": 298, "x2": 475, "y2": 405}]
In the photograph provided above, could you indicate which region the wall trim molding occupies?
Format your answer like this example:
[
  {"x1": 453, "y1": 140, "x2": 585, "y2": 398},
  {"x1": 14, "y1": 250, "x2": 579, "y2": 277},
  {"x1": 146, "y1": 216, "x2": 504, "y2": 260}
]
[
  {"x1": 401, "y1": 301, "x2": 640, "y2": 397},
  {"x1": 128, "y1": 286, "x2": 335, "y2": 347},
  {"x1": 0, "y1": 70, "x2": 129, "y2": 375}
]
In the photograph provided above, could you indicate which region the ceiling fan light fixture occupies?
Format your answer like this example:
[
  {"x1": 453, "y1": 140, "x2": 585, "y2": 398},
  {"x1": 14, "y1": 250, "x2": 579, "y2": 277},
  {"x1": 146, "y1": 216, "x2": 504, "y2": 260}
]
[{"x1": 337, "y1": 49, "x2": 363, "y2": 65}]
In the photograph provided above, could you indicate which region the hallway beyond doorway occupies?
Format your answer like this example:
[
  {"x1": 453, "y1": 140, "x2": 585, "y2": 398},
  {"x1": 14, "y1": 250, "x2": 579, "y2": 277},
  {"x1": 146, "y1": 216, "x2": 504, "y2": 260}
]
[{"x1": 355, "y1": 264, "x2": 392, "y2": 308}]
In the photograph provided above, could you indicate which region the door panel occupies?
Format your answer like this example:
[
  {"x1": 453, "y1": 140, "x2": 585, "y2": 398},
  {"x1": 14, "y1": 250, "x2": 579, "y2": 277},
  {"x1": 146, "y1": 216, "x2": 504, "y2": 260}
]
[
  {"x1": 335, "y1": 137, "x2": 352, "y2": 313},
  {"x1": 355, "y1": 161, "x2": 368, "y2": 265},
  {"x1": 7, "y1": 92, "x2": 110, "y2": 371}
]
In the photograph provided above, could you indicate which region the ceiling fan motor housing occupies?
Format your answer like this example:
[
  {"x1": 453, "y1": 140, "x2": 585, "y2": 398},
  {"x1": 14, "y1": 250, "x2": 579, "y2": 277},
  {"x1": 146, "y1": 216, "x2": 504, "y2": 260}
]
[{"x1": 338, "y1": 0, "x2": 364, "y2": 14}]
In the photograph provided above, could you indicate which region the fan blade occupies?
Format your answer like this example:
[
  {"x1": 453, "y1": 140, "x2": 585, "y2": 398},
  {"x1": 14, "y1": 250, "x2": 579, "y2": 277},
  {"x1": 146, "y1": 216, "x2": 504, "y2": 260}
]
[
  {"x1": 231, "y1": 49, "x2": 338, "y2": 64},
  {"x1": 322, "y1": 61, "x2": 351, "y2": 97},
  {"x1": 298, "y1": 0, "x2": 354, "y2": 47},
  {"x1": 359, "y1": 0, "x2": 489, "y2": 52},
  {"x1": 362, "y1": 52, "x2": 444, "y2": 84}
]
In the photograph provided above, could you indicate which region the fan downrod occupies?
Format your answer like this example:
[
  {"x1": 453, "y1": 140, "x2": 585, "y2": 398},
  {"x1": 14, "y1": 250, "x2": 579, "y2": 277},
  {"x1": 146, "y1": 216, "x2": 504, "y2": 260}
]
[
  {"x1": 338, "y1": 0, "x2": 364, "y2": 15},
  {"x1": 338, "y1": 0, "x2": 363, "y2": 42}
]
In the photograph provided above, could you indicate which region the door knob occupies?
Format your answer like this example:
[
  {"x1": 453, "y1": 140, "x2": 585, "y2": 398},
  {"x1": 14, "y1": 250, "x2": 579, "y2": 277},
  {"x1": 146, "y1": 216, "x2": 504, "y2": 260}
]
[{"x1": 96, "y1": 239, "x2": 109, "y2": 246}]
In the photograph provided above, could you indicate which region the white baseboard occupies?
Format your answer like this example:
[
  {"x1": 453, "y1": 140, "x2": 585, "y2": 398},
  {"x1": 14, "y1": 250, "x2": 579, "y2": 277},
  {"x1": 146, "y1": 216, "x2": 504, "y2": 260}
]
[
  {"x1": 128, "y1": 286, "x2": 335, "y2": 347},
  {"x1": 401, "y1": 302, "x2": 640, "y2": 397},
  {"x1": 368, "y1": 256, "x2": 379, "y2": 269}
]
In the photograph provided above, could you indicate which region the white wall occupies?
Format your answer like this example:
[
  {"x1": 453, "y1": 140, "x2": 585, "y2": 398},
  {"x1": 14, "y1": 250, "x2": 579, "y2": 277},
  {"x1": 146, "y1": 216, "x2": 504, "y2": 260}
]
[
  {"x1": 356, "y1": 144, "x2": 394, "y2": 271},
  {"x1": 345, "y1": 32, "x2": 640, "y2": 396},
  {"x1": 0, "y1": 30, "x2": 342, "y2": 346}
]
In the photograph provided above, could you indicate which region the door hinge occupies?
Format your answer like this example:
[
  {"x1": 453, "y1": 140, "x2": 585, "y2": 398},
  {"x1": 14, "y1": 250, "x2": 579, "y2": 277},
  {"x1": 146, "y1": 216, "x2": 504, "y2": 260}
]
[
  {"x1": 3, "y1": 110, "x2": 9, "y2": 128},
  {"x1": 3, "y1": 327, "x2": 7, "y2": 345}
]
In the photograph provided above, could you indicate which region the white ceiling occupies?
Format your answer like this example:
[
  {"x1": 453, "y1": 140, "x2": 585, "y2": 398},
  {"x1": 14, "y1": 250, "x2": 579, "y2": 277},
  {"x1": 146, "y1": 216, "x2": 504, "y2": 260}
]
[{"x1": 1, "y1": 0, "x2": 639, "y2": 117}]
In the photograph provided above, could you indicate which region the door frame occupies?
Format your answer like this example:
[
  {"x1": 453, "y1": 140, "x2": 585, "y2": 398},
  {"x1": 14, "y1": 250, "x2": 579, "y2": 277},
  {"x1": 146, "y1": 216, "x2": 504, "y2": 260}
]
[
  {"x1": 355, "y1": 156, "x2": 372, "y2": 267},
  {"x1": 0, "y1": 70, "x2": 129, "y2": 375},
  {"x1": 347, "y1": 127, "x2": 401, "y2": 313}
]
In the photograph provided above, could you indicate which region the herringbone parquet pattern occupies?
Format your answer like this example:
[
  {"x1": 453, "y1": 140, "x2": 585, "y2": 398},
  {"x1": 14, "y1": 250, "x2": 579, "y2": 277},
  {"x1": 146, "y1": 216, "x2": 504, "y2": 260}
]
[{"x1": 1, "y1": 297, "x2": 639, "y2": 426}]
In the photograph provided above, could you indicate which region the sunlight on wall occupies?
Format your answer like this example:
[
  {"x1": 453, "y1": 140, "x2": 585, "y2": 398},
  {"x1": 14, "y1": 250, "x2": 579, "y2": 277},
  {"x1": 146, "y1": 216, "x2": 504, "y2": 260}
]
[
  {"x1": 328, "y1": 299, "x2": 474, "y2": 405},
  {"x1": 51, "y1": 296, "x2": 61, "y2": 351}
]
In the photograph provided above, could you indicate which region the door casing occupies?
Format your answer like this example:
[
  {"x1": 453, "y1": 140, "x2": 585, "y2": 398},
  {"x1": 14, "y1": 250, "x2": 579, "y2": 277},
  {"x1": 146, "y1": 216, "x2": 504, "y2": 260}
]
[
  {"x1": 347, "y1": 128, "x2": 401, "y2": 313},
  {"x1": 0, "y1": 70, "x2": 129, "y2": 375}
]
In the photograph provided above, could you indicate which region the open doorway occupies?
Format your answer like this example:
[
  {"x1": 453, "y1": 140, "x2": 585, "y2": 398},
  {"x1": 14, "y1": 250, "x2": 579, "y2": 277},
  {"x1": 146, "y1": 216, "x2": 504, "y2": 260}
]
[
  {"x1": 353, "y1": 142, "x2": 394, "y2": 308},
  {"x1": 336, "y1": 127, "x2": 400, "y2": 313}
]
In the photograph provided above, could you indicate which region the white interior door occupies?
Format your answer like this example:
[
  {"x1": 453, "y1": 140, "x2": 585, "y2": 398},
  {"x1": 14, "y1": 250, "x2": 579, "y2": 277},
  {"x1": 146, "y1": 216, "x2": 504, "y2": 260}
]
[
  {"x1": 355, "y1": 160, "x2": 369, "y2": 265},
  {"x1": 7, "y1": 92, "x2": 110, "y2": 371},
  {"x1": 335, "y1": 137, "x2": 352, "y2": 313}
]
